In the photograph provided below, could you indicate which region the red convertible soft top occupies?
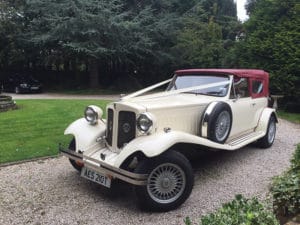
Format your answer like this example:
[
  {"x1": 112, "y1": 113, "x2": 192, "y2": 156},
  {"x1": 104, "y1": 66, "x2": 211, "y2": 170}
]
[
  {"x1": 175, "y1": 69, "x2": 269, "y2": 80},
  {"x1": 175, "y1": 69, "x2": 269, "y2": 97}
]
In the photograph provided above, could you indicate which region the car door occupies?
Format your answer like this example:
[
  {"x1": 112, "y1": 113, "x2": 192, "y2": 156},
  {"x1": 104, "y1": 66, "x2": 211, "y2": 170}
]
[
  {"x1": 250, "y1": 78, "x2": 268, "y2": 125},
  {"x1": 228, "y1": 77, "x2": 258, "y2": 137}
]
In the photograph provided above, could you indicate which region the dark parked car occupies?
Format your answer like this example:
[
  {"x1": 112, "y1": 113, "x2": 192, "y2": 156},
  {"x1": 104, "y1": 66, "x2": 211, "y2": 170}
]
[{"x1": 1, "y1": 74, "x2": 42, "y2": 94}]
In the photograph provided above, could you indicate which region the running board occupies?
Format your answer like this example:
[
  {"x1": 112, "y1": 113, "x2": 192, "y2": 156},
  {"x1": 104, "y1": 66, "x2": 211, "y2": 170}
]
[{"x1": 227, "y1": 131, "x2": 265, "y2": 147}]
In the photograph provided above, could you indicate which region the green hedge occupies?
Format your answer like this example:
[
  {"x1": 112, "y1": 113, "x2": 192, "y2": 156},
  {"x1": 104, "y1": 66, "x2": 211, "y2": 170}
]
[
  {"x1": 185, "y1": 195, "x2": 279, "y2": 225},
  {"x1": 271, "y1": 144, "x2": 300, "y2": 217},
  {"x1": 185, "y1": 145, "x2": 300, "y2": 225}
]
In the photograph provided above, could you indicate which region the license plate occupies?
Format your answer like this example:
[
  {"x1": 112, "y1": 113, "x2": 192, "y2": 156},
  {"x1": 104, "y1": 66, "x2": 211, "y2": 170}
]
[
  {"x1": 81, "y1": 167, "x2": 111, "y2": 188},
  {"x1": 31, "y1": 87, "x2": 38, "y2": 90}
]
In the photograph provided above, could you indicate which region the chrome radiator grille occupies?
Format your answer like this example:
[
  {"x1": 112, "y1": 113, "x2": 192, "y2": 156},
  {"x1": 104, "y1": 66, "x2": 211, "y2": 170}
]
[
  {"x1": 106, "y1": 108, "x2": 136, "y2": 149},
  {"x1": 117, "y1": 111, "x2": 136, "y2": 148},
  {"x1": 106, "y1": 108, "x2": 113, "y2": 146}
]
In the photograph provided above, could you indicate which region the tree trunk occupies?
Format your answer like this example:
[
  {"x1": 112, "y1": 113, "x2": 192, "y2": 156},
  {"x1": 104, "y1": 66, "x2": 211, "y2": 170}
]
[{"x1": 88, "y1": 59, "x2": 99, "y2": 88}]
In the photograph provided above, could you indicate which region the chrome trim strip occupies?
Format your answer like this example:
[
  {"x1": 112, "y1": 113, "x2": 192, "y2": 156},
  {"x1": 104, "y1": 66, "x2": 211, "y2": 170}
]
[
  {"x1": 84, "y1": 155, "x2": 148, "y2": 180},
  {"x1": 201, "y1": 101, "x2": 218, "y2": 138},
  {"x1": 59, "y1": 147, "x2": 84, "y2": 163},
  {"x1": 85, "y1": 163, "x2": 147, "y2": 186},
  {"x1": 59, "y1": 146, "x2": 148, "y2": 186}
]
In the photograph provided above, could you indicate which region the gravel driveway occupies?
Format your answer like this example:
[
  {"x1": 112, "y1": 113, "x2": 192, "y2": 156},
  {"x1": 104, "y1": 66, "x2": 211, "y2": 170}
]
[{"x1": 0, "y1": 119, "x2": 299, "y2": 225}]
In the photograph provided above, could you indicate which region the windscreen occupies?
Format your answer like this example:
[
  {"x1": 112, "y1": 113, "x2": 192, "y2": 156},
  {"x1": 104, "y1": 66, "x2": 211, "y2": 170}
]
[{"x1": 167, "y1": 74, "x2": 230, "y2": 97}]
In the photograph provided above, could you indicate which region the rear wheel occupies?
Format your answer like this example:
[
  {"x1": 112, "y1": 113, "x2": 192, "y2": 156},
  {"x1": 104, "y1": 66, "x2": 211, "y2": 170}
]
[
  {"x1": 68, "y1": 138, "x2": 84, "y2": 172},
  {"x1": 134, "y1": 151, "x2": 194, "y2": 211},
  {"x1": 258, "y1": 115, "x2": 276, "y2": 148}
]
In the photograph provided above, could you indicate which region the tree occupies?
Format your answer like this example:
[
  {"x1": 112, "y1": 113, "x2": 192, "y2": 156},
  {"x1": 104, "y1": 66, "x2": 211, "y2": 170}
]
[
  {"x1": 23, "y1": 0, "x2": 135, "y2": 87},
  {"x1": 21, "y1": 0, "x2": 198, "y2": 87},
  {"x1": 173, "y1": 0, "x2": 240, "y2": 68},
  {"x1": 0, "y1": 0, "x2": 25, "y2": 70},
  {"x1": 236, "y1": 0, "x2": 300, "y2": 98}
]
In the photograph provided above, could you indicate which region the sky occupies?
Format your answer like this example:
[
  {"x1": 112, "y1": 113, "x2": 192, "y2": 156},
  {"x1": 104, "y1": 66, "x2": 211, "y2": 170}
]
[{"x1": 235, "y1": 0, "x2": 249, "y2": 22}]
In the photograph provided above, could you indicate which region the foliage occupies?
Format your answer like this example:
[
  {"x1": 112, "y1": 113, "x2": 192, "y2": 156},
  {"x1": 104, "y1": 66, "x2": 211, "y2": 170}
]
[
  {"x1": 271, "y1": 144, "x2": 300, "y2": 216},
  {"x1": 0, "y1": 99, "x2": 110, "y2": 163},
  {"x1": 185, "y1": 195, "x2": 279, "y2": 225},
  {"x1": 174, "y1": 15, "x2": 224, "y2": 67},
  {"x1": 173, "y1": 0, "x2": 241, "y2": 68},
  {"x1": 235, "y1": 0, "x2": 300, "y2": 98},
  {"x1": 184, "y1": 216, "x2": 192, "y2": 225},
  {"x1": 20, "y1": 0, "x2": 198, "y2": 87},
  {"x1": 277, "y1": 111, "x2": 300, "y2": 124},
  {"x1": 0, "y1": 0, "x2": 25, "y2": 69},
  {"x1": 0, "y1": 0, "x2": 242, "y2": 88},
  {"x1": 0, "y1": 0, "x2": 299, "y2": 100}
]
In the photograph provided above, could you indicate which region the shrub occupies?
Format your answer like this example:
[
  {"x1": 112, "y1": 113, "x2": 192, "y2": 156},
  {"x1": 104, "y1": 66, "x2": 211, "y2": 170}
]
[
  {"x1": 185, "y1": 195, "x2": 279, "y2": 225},
  {"x1": 285, "y1": 102, "x2": 300, "y2": 114},
  {"x1": 271, "y1": 144, "x2": 300, "y2": 217}
]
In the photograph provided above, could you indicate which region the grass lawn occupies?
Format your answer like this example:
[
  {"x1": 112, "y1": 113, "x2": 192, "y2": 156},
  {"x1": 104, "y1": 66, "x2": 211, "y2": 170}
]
[
  {"x1": 277, "y1": 110, "x2": 300, "y2": 124},
  {"x1": 0, "y1": 99, "x2": 110, "y2": 164}
]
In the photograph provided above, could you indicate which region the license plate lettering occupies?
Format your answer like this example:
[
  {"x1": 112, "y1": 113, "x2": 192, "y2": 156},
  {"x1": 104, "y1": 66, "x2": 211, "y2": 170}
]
[
  {"x1": 81, "y1": 167, "x2": 111, "y2": 188},
  {"x1": 84, "y1": 169, "x2": 95, "y2": 180},
  {"x1": 95, "y1": 174, "x2": 106, "y2": 183}
]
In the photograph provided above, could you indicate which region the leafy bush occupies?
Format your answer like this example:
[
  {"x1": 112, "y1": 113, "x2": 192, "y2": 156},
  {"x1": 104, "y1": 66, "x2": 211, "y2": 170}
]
[
  {"x1": 185, "y1": 195, "x2": 279, "y2": 225},
  {"x1": 285, "y1": 102, "x2": 300, "y2": 114},
  {"x1": 291, "y1": 144, "x2": 300, "y2": 173},
  {"x1": 271, "y1": 144, "x2": 300, "y2": 216}
]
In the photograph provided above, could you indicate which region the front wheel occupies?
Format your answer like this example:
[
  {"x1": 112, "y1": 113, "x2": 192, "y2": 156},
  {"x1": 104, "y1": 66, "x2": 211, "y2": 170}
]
[
  {"x1": 258, "y1": 115, "x2": 276, "y2": 148},
  {"x1": 134, "y1": 151, "x2": 194, "y2": 211}
]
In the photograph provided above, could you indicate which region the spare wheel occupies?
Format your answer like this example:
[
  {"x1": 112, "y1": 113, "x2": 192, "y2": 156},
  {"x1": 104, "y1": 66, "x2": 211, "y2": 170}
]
[{"x1": 201, "y1": 102, "x2": 232, "y2": 143}]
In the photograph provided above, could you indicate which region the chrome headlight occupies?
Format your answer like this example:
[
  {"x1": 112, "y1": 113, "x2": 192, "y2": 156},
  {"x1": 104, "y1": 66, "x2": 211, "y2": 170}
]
[
  {"x1": 137, "y1": 113, "x2": 153, "y2": 134},
  {"x1": 84, "y1": 105, "x2": 103, "y2": 125}
]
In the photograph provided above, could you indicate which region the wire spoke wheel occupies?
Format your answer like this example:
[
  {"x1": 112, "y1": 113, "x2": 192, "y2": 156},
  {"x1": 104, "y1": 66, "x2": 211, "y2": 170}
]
[
  {"x1": 134, "y1": 151, "x2": 193, "y2": 211},
  {"x1": 147, "y1": 163, "x2": 186, "y2": 204},
  {"x1": 205, "y1": 102, "x2": 232, "y2": 143},
  {"x1": 215, "y1": 110, "x2": 231, "y2": 142}
]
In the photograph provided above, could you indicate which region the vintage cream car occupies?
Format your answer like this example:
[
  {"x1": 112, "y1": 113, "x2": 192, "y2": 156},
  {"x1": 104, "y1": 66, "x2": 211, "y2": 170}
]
[{"x1": 60, "y1": 69, "x2": 277, "y2": 211}]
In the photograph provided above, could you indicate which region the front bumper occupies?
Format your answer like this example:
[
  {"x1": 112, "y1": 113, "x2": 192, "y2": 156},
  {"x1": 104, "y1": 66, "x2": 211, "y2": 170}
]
[{"x1": 59, "y1": 145, "x2": 148, "y2": 186}]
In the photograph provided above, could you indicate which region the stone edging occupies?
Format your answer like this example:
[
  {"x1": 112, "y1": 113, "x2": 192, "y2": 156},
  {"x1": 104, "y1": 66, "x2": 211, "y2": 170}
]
[{"x1": 0, "y1": 155, "x2": 61, "y2": 168}]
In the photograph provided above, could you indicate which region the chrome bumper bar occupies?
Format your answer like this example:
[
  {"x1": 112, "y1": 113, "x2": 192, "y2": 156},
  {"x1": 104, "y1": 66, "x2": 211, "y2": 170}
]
[{"x1": 59, "y1": 145, "x2": 148, "y2": 186}]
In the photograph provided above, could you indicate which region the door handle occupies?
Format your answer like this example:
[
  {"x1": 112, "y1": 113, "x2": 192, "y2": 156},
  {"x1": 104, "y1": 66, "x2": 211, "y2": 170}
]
[{"x1": 251, "y1": 103, "x2": 256, "y2": 106}]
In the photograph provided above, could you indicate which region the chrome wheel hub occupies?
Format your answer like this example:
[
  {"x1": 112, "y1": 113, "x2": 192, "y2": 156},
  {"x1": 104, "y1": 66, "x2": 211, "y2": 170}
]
[
  {"x1": 215, "y1": 111, "x2": 230, "y2": 141},
  {"x1": 162, "y1": 178, "x2": 171, "y2": 188},
  {"x1": 147, "y1": 163, "x2": 186, "y2": 204}
]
